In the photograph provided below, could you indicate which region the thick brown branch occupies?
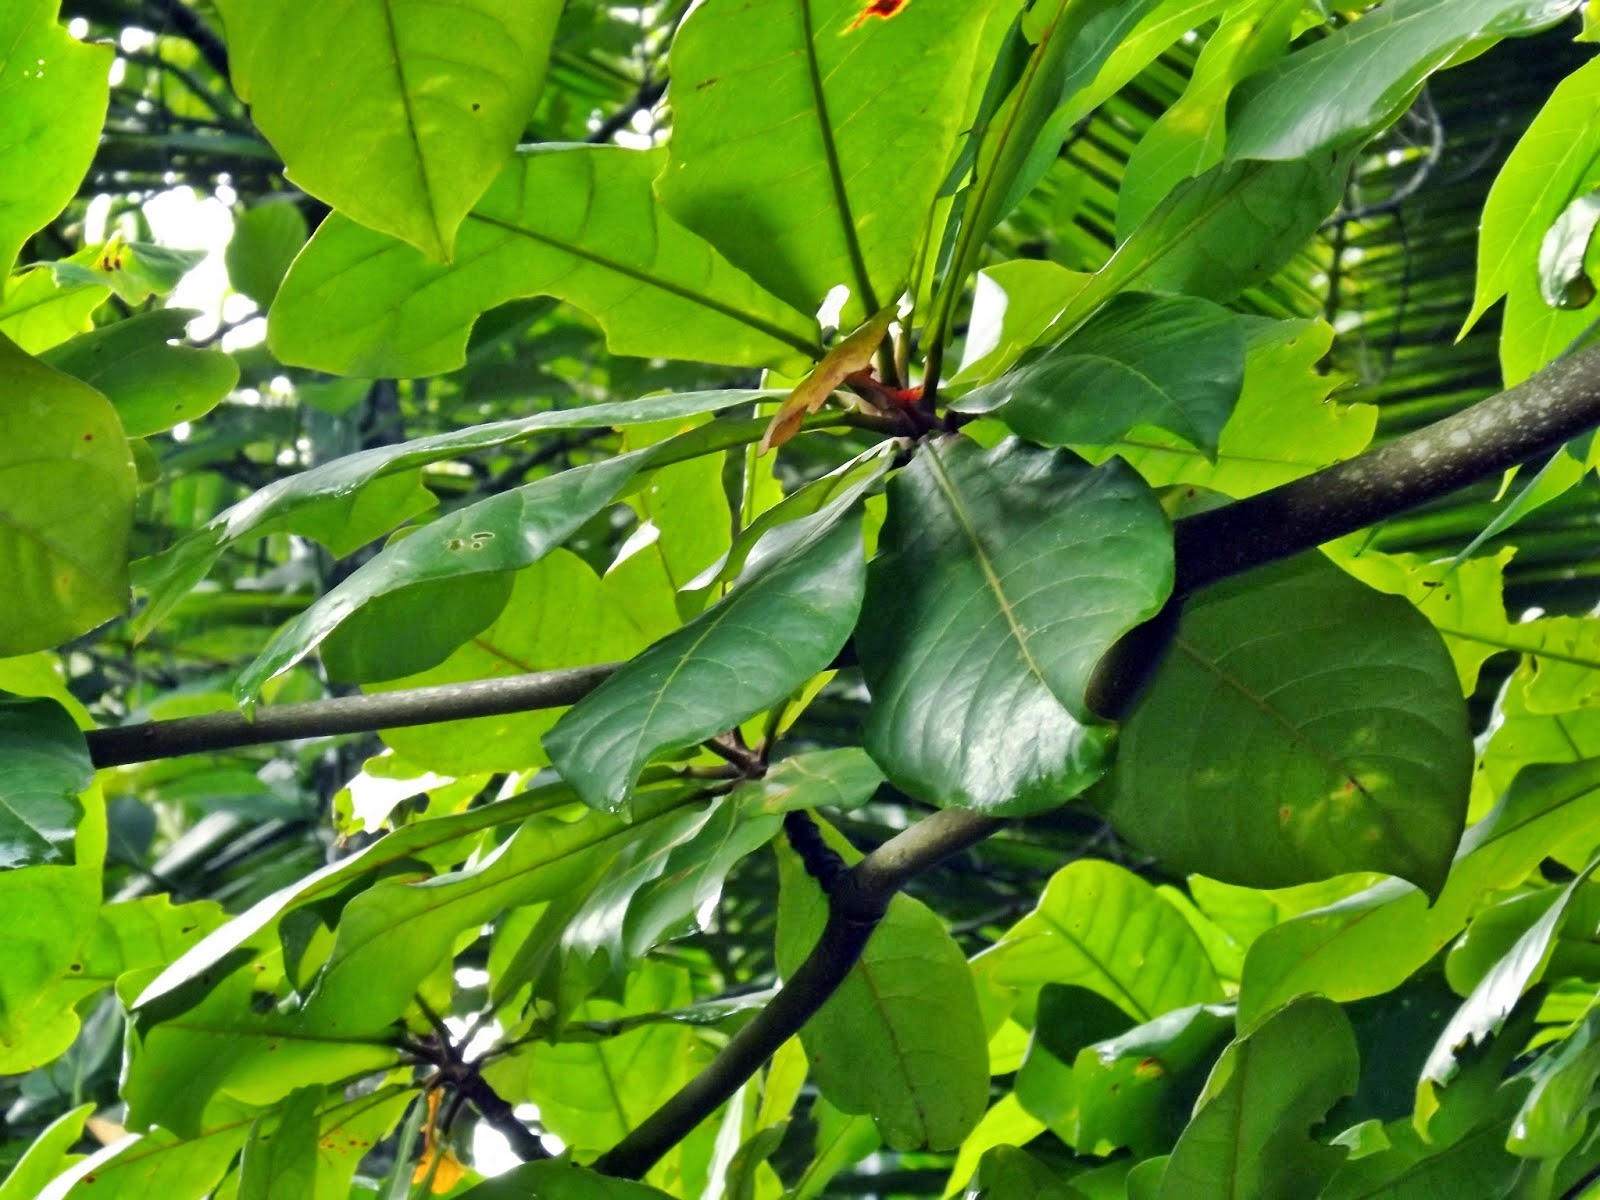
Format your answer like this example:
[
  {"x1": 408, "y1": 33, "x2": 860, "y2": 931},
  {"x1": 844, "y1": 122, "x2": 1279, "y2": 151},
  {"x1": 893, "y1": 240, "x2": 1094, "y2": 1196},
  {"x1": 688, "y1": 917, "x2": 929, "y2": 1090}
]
[{"x1": 86, "y1": 665, "x2": 615, "y2": 767}]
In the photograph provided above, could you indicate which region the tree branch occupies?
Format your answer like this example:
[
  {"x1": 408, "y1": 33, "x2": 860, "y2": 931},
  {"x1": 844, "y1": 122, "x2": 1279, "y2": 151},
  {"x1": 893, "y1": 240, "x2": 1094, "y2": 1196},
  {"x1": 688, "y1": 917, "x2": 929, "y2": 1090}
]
[
  {"x1": 143, "y1": 0, "x2": 231, "y2": 82},
  {"x1": 85, "y1": 665, "x2": 616, "y2": 767}
]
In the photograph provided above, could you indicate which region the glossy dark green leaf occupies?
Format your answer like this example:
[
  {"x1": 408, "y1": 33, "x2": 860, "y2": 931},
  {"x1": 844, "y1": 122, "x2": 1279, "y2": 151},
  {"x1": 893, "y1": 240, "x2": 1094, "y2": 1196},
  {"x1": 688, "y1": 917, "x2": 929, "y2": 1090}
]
[
  {"x1": 659, "y1": 0, "x2": 1007, "y2": 323},
  {"x1": 40, "y1": 309, "x2": 238, "y2": 437},
  {"x1": 1237, "y1": 757, "x2": 1600, "y2": 1027},
  {"x1": 1509, "y1": 1009, "x2": 1600, "y2": 1158},
  {"x1": 729, "y1": 748, "x2": 885, "y2": 817},
  {"x1": 1101, "y1": 553, "x2": 1471, "y2": 894},
  {"x1": 319, "y1": 570, "x2": 514, "y2": 685},
  {"x1": 858, "y1": 438, "x2": 1172, "y2": 815},
  {"x1": 976, "y1": 860, "x2": 1225, "y2": 1024},
  {"x1": 0, "y1": 1, "x2": 111, "y2": 275},
  {"x1": 0, "y1": 333, "x2": 136, "y2": 655},
  {"x1": 1156, "y1": 997, "x2": 1358, "y2": 1200},
  {"x1": 1228, "y1": 0, "x2": 1584, "y2": 162},
  {"x1": 0, "y1": 696, "x2": 90, "y2": 868},
  {"x1": 956, "y1": 293, "x2": 1246, "y2": 454},
  {"x1": 270, "y1": 146, "x2": 818, "y2": 377},
  {"x1": 775, "y1": 820, "x2": 989, "y2": 1151},
  {"x1": 224, "y1": 201, "x2": 308, "y2": 309},
  {"x1": 136, "y1": 388, "x2": 769, "y2": 637},
  {"x1": 457, "y1": 1160, "x2": 675, "y2": 1200},
  {"x1": 216, "y1": 0, "x2": 562, "y2": 260},
  {"x1": 546, "y1": 503, "x2": 865, "y2": 815}
]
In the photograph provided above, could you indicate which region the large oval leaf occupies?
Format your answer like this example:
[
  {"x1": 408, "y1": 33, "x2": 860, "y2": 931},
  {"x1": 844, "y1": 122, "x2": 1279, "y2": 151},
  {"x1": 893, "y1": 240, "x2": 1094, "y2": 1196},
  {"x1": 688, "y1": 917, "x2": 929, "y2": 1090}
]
[
  {"x1": 216, "y1": 0, "x2": 562, "y2": 260},
  {"x1": 775, "y1": 819, "x2": 989, "y2": 1151},
  {"x1": 1100, "y1": 553, "x2": 1471, "y2": 894},
  {"x1": 0, "y1": 334, "x2": 136, "y2": 654},
  {"x1": 956, "y1": 293, "x2": 1246, "y2": 455},
  {"x1": 660, "y1": 0, "x2": 1007, "y2": 322},
  {"x1": 269, "y1": 146, "x2": 819, "y2": 377},
  {"x1": 546, "y1": 503, "x2": 866, "y2": 815},
  {"x1": 857, "y1": 438, "x2": 1172, "y2": 815}
]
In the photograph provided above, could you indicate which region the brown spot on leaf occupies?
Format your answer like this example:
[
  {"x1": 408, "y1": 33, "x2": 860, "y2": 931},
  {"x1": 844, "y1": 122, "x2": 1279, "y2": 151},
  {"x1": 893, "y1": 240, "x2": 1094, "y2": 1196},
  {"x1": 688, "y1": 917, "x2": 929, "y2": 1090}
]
[{"x1": 847, "y1": 0, "x2": 907, "y2": 31}]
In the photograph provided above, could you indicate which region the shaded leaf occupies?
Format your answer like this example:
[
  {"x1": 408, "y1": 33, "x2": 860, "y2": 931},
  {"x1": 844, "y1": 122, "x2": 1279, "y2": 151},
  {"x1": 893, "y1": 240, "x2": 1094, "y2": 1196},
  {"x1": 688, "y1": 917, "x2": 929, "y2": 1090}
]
[
  {"x1": 964, "y1": 1145, "x2": 1087, "y2": 1199},
  {"x1": 775, "y1": 819, "x2": 989, "y2": 1151},
  {"x1": 0, "y1": 333, "x2": 136, "y2": 654},
  {"x1": 0, "y1": 1, "x2": 111, "y2": 274},
  {"x1": 1100, "y1": 553, "x2": 1472, "y2": 894},
  {"x1": 957, "y1": 293, "x2": 1246, "y2": 454},
  {"x1": 269, "y1": 147, "x2": 818, "y2": 377},
  {"x1": 1155, "y1": 997, "x2": 1357, "y2": 1200},
  {"x1": 1228, "y1": 0, "x2": 1583, "y2": 162},
  {"x1": 224, "y1": 201, "x2": 308, "y2": 309},
  {"x1": 0, "y1": 695, "x2": 90, "y2": 868},
  {"x1": 858, "y1": 438, "x2": 1172, "y2": 815},
  {"x1": 546, "y1": 502, "x2": 865, "y2": 815},
  {"x1": 40, "y1": 309, "x2": 238, "y2": 437},
  {"x1": 238, "y1": 1086, "x2": 321, "y2": 1200},
  {"x1": 136, "y1": 387, "x2": 770, "y2": 637},
  {"x1": 216, "y1": 0, "x2": 562, "y2": 260},
  {"x1": 456, "y1": 1159, "x2": 675, "y2": 1199}
]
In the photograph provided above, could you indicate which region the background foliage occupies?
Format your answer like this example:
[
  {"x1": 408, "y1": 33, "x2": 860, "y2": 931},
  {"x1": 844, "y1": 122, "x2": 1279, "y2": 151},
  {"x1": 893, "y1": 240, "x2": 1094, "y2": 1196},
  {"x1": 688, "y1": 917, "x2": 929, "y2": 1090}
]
[{"x1": 7, "y1": 0, "x2": 1600, "y2": 1197}]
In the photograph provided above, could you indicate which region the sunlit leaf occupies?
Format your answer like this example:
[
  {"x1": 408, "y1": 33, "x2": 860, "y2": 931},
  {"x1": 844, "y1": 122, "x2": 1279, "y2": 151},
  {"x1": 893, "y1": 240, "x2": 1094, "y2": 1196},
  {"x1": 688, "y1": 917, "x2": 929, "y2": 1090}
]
[
  {"x1": 270, "y1": 147, "x2": 819, "y2": 377},
  {"x1": 216, "y1": 0, "x2": 563, "y2": 260}
]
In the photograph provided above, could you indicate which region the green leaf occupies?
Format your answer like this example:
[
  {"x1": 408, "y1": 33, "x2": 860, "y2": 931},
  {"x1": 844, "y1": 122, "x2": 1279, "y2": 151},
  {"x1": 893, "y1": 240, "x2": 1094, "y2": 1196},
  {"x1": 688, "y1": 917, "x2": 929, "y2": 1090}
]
[
  {"x1": 215, "y1": 0, "x2": 562, "y2": 260},
  {"x1": 134, "y1": 782, "x2": 579, "y2": 1016},
  {"x1": 79, "y1": 895, "x2": 227, "y2": 991},
  {"x1": 0, "y1": 1104, "x2": 91, "y2": 1200},
  {"x1": 456, "y1": 1160, "x2": 676, "y2": 1200},
  {"x1": 546, "y1": 502, "x2": 865, "y2": 815},
  {"x1": 944, "y1": 1095, "x2": 1046, "y2": 1198},
  {"x1": 40, "y1": 310, "x2": 238, "y2": 437},
  {"x1": 1466, "y1": 53, "x2": 1600, "y2": 332},
  {"x1": 1237, "y1": 757, "x2": 1600, "y2": 1027},
  {"x1": 0, "y1": 267, "x2": 108, "y2": 353},
  {"x1": 1118, "y1": 0, "x2": 1303, "y2": 236},
  {"x1": 53, "y1": 241, "x2": 206, "y2": 305},
  {"x1": 1228, "y1": 0, "x2": 1583, "y2": 163},
  {"x1": 1043, "y1": 156, "x2": 1352, "y2": 346},
  {"x1": 1099, "y1": 553, "x2": 1472, "y2": 894},
  {"x1": 1418, "y1": 856, "x2": 1600, "y2": 1101},
  {"x1": 0, "y1": 1, "x2": 111, "y2": 275},
  {"x1": 956, "y1": 293, "x2": 1247, "y2": 454},
  {"x1": 363, "y1": 553, "x2": 657, "y2": 774},
  {"x1": 320, "y1": 569, "x2": 514, "y2": 686},
  {"x1": 225, "y1": 201, "x2": 308, "y2": 309},
  {"x1": 659, "y1": 0, "x2": 1007, "y2": 322},
  {"x1": 238, "y1": 1086, "x2": 321, "y2": 1200},
  {"x1": 0, "y1": 333, "x2": 136, "y2": 654},
  {"x1": 136, "y1": 387, "x2": 769, "y2": 637},
  {"x1": 975, "y1": 859, "x2": 1225, "y2": 1024},
  {"x1": 775, "y1": 819, "x2": 990, "y2": 1151},
  {"x1": 1319, "y1": 1111, "x2": 1523, "y2": 1199},
  {"x1": 951, "y1": 260, "x2": 1092, "y2": 387},
  {"x1": 729, "y1": 748, "x2": 885, "y2": 816},
  {"x1": 297, "y1": 791, "x2": 694, "y2": 1036},
  {"x1": 0, "y1": 695, "x2": 90, "y2": 868},
  {"x1": 964, "y1": 1145, "x2": 1087, "y2": 1199},
  {"x1": 1155, "y1": 997, "x2": 1358, "y2": 1200},
  {"x1": 857, "y1": 438, "x2": 1172, "y2": 816},
  {"x1": 1507, "y1": 1009, "x2": 1600, "y2": 1158},
  {"x1": 37, "y1": 1119, "x2": 250, "y2": 1200},
  {"x1": 483, "y1": 961, "x2": 712, "y2": 1162},
  {"x1": 269, "y1": 146, "x2": 819, "y2": 377},
  {"x1": 236, "y1": 453, "x2": 643, "y2": 700},
  {"x1": 791, "y1": 1098, "x2": 880, "y2": 1200}
]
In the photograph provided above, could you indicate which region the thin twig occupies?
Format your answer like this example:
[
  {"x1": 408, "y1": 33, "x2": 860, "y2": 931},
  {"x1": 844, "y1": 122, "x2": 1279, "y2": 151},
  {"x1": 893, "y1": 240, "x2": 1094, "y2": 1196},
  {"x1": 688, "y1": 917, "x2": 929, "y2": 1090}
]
[{"x1": 143, "y1": 0, "x2": 231, "y2": 81}]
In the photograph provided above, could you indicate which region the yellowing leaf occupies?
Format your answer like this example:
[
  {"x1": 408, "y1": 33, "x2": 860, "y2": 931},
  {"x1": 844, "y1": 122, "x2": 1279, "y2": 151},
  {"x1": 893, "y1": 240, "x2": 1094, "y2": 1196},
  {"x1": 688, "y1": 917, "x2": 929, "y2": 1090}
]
[{"x1": 761, "y1": 306, "x2": 895, "y2": 453}]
